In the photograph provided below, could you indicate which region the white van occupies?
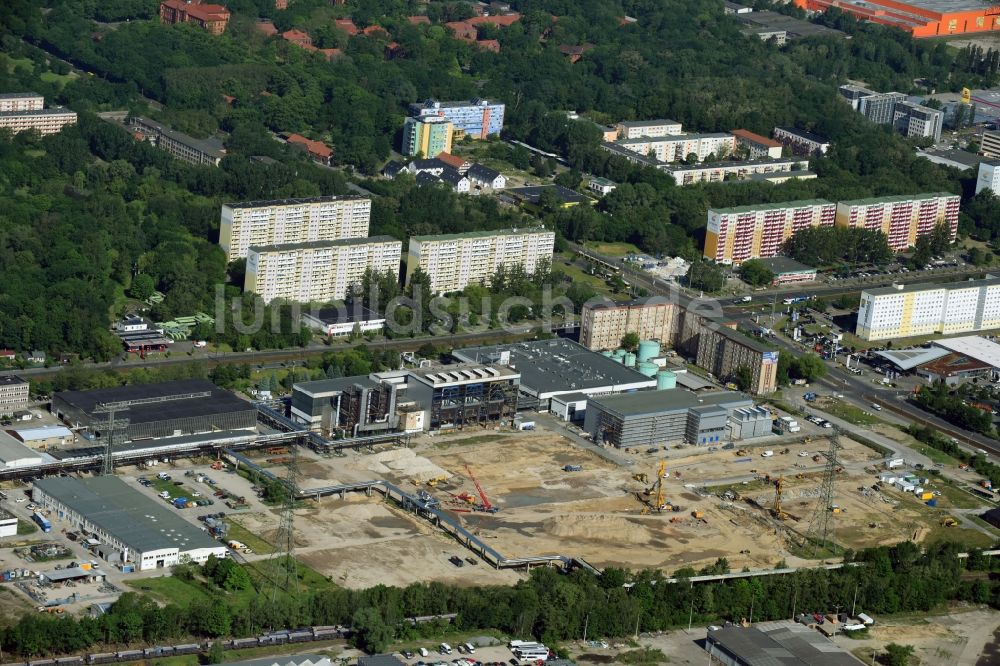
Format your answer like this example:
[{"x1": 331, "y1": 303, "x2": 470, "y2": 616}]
[
  {"x1": 440, "y1": 643, "x2": 452, "y2": 655},
  {"x1": 761, "y1": 450, "x2": 774, "y2": 458},
  {"x1": 465, "y1": 643, "x2": 476, "y2": 654},
  {"x1": 158, "y1": 491, "x2": 170, "y2": 499},
  {"x1": 418, "y1": 647, "x2": 428, "y2": 657}
]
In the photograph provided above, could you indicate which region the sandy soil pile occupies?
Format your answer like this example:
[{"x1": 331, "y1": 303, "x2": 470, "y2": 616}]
[
  {"x1": 365, "y1": 447, "x2": 452, "y2": 482},
  {"x1": 542, "y1": 514, "x2": 651, "y2": 544}
]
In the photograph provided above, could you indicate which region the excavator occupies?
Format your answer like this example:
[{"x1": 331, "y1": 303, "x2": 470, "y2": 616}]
[
  {"x1": 770, "y1": 476, "x2": 789, "y2": 521},
  {"x1": 640, "y1": 461, "x2": 669, "y2": 514}
]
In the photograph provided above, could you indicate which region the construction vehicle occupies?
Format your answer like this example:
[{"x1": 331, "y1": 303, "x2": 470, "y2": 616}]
[
  {"x1": 465, "y1": 465, "x2": 498, "y2": 513},
  {"x1": 426, "y1": 476, "x2": 447, "y2": 487},
  {"x1": 771, "y1": 476, "x2": 789, "y2": 520},
  {"x1": 633, "y1": 473, "x2": 648, "y2": 484},
  {"x1": 736, "y1": 449, "x2": 749, "y2": 456}
]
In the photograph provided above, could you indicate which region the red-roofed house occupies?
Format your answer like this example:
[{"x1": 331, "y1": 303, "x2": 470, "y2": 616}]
[
  {"x1": 335, "y1": 18, "x2": 358, "y2": 35},
  {"x1": 446, "y1": 21, "x2": 478, "y2": 42},
  {"x1": 286, "y1": 133, "x2": 333, "y2": 165},
  {"x1": 407, "y1": 15, "x2": 431, "y2": 25},
  {"x1": 0, "y1": 350, "x2": 16, "y2": 362},
  {"x1": 282, "y1": 29, "x2": 313, "y2": 48},
  {"x1": 385, "y1": 42, "x2": 403, "y2": 59},
  {"x1": 159, "y1": 0, "x2": 230, "y2": 34},
  {"x1": 436, "y1": 152, "x2": 470, "y2": 173},
  {"x1": 255, "y1": 19, "x2": 278, "y2": 37},
  {"x1": 467, "y1": 13, "x2": 521, "y2": 27},
  {"x1": 319, "y1": 48, "x2": 342, "y2": 61},
  {"x1": 731, "y1": 129, "x2": 784, "y2": 159},
  {"x1": 222, "y1": 94, "x2": 236, "y2": 105},
  {"x1": 362, "y1": 24, "x2": 388, "y2": 37},
  {"x1": 477, "y1": 38, "x2": 501, "y2": 53},
  {"x1": 274, "y1": 0, "x2": 287, "y2": 8}
]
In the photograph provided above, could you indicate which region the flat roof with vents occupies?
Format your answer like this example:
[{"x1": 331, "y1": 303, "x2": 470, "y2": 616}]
[
  {"x1": 408, "y1": 363, "x2": 519, "y2": 387},
  {"x1": 34, "y1": 476, "x2": 222, "y2": 555},
  {"x1": 453, "y1": 338, "x2": 657, "y2": 398}
]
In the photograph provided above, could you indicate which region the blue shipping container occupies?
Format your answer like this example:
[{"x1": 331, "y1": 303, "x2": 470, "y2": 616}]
[
  {"x1": 926, "y1": 499, "x2": 938, "y2": 507},
  {"x1": 32, "y1": 512, "x2": 51, "y2": 532}
]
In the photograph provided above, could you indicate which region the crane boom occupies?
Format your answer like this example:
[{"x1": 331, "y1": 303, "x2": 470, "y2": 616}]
[
  {"x1": 465, "y1": 464, "x2": 494, "y2": 512},
  {"x1": 655, "y1": 460, "x2": 667, "y2": 511}
]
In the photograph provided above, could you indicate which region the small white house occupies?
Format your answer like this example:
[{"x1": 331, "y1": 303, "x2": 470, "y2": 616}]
[
  {"x1": 588, "y1": 176, "x2": 616, "y2": 196},
  {"x1": 467, "y1": 163, "x2": 506, "y2": 190}
]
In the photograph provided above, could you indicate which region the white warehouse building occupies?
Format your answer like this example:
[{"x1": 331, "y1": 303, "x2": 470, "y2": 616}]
[{"x1": 33, "y1": 476, "x2": 227, "y2": 571}]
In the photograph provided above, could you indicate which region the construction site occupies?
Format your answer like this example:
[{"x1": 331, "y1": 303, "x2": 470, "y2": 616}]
[{"x1": 233, "y1": 422, "x2": 997, "y2": 587}]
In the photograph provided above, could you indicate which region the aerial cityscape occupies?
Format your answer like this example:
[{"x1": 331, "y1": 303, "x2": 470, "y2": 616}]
[{"x1": 5, "y1": 0, "x2": 1000, "y2": 665}]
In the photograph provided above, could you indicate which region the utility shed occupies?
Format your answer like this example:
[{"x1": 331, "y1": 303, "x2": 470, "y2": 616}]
[
  {"x1": 0, "y1": 431, "x2": 44, "y2": 469},
  {"x1": 706, "y1": 621, "x2": 864, "y2": 665}
]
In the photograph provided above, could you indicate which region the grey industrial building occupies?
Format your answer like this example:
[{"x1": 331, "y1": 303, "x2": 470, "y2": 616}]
[
  {"x1": 51, "y1": 379, "x2": 256, "y2": 441},
  {"x1": 33, "y1": 476, "x2": 227, "y2": 571},
  {"x1": 453, "y1": 338, "x2": 657, "y2": 410},
  {"x1": 406, "y1": 363, "x2": 520, "y2": 431},
  {"x1": 290, "y1": 375, "x2": 399, "y2": 437},
  {"x1": 583, "y1": 389, "x2": 757, "y2": 448},
  {"x1": 706, "y1": 621, "x2": 863, "y2": 665}
]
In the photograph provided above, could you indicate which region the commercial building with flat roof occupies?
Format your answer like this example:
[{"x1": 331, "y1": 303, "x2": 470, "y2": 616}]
[
  {"x1": 7, "y1": 424, "x2": 74, "y2": 449},
  {"x1": 51, "y1": 379, "x2": 256, "y2": 441},
  {"x1": 706, "y1": 620, "x2": 863, "y2": 665},
  {"x1": 662, "y1": 157, "x2": 808, "y2": 186},
  {"x1": 976, "y1": 158, "x2": 1000, "y2": 195},
  {"x1": 230, "y1": 656, "x2": 331, "y2": 666},
  {"x1": 0, "y1": 107, "x2": 77, "y2": 136},
  {"x1": 453, "y1": 338, "x2": 657, "y2": 410},
  {"x1": 0, "y1": 375, "x2": 29, "y2": 414},
  {"x1": 757, "y1": 257, "x2": 818, "y2": 285},
  {"x1": 245, "y1": 236, "x2": 401, "y2": 304},
  {"x1": 406, "y1": 228, "x2": 554, "y2": 294},
  {"x1": 835, "y1": 192, "x2": 959, "y2": 252},
  {"x1": 301, "y1": 304, "x2": 386, "y2": 338},
  {"x1": 128, "y1": 116, "x2": 225, "y2": 166},
  {"x1": 583, "y1": 389, "x2": 754, "y2": 448},
  {"x1": 0, "y1": 507, "x2": 16, "y2": 538},
  {"x1": 33, "y1": 476, "x2": 228, "y2": 570},
  {"x1": 856, "y1": 277, "x2": 1000, "y2": 340},
  {"x1": 795, "y1": 0, "x2": 1000, "y2": 38},
  {"x1": 220, "y1": 195, "x2": 372, "y2": 261},
  {"x1": 705, "y1": 199, "x2": 836, "y2": 265},
  {"x1": 0, "y1": 431, "x2": 44, "y2": 469},
  {"x1": 291, "y1": 375, "x2": 398, "y2": 436}
]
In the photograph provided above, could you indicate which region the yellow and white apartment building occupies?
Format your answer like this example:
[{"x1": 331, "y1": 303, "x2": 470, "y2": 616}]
[{"x1": 856, "y1": 278, "x2": 1000, "y2": 341}]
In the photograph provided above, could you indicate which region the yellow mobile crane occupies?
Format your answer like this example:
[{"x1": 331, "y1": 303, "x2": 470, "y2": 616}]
[{"x1": 640, "y1": 461, "x2": 669, "y2": 514}]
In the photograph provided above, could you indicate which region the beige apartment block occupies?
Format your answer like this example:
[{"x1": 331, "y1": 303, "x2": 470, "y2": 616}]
[
  {"x1": 406, "y1": 228, "x2": 555, "y2": 294},
  {"x1": 0, "y1": 93, "x2": 44, "y2": 113},
  {"x1": 245, "y1": 236, "x2": 401, "y2": 304},
  {"x1": 220, "y1": 195, "x2": 372, "y2": 261},
  {"x1": 0, "y1": 108, "x2": 77, "y2": 136}
]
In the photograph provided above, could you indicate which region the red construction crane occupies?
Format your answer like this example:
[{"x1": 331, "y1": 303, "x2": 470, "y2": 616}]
[{"x1": 465, "y1": 464, "x2": 498, "y2": 513}]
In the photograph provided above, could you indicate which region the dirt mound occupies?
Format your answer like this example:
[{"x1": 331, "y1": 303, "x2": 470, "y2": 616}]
[
  {"x1": 364, "y1": 447, "x2": 451, "y2": 482},
  {"x1": 542, "y1": 514, "x2": 651, "y2": 544}
]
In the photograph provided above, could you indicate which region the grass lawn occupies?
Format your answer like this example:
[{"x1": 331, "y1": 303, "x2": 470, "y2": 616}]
[
  {"x1": 816, "y1": 400, "x2": 881, "y2": 426},
  {"x1": 914, "y1": 444, "x2": 964, "y2": 467},
  {"x1": 554, "y1": 253, "x2": 620, "y2": 296},
  {"x1": 225, "y1": 519, "x2": 277, "y2": 555},
  {"x1": 147, "y1": 475, "x2": 198, "y2": 500},
  {"x1": 127, "y1": 575, "x2": 212, "y2": 606},
  {"x1": 584, "y1": 241, "x2": 642, "y2": 257},
  {"x1": 16, "y1": 519, "x2": 37, "y2": 536},
  {"x1": 923, "y1": 523, "x2": 997, "y2": 550},
  {"x1": 932, "y1": 479, "x2": 989, "y2": 510},
  {"x1": 39, "y1": 70, "x2": 76, "y2": 87}
]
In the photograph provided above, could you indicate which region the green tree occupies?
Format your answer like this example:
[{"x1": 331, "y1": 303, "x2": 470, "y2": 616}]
[
  {"x1": 687, "y1": 260, "x2": 725, "y2": 293},
  {"x1": 202, "y1": 641, "x2": 225, "y2": 665},
  {"x1": 222, "y1": 564, "x2": 252, "y2": 592},
  {"x1": 882, "y1": 643, "x2": 914, "y2": 666},
  {"x1": 621, "y1": 332, "x2": 640, "y2": 351},
  {"x1": 738, "y1": 260, "x2": 775, "y2": 288},
  {"x1": 128, "y1": 273, "x2": 156, "y2": 301},
  {"x1": 734, "y1": 365, "x2": 753, "y2": 391},
  {"x1": 352, "y1": 607, "x2": 392, "y2": 653}
]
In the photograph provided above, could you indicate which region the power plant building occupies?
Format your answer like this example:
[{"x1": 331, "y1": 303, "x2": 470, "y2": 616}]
[
  {"x1": 51, "y1": 379, "x2": 256, "y2": 441},
  {"x1": 290, "y1": 375, "x2": 399, "y2": 437},
  {"x1": 405, "y1": 363, "x2": 519, "y2": 431}
]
